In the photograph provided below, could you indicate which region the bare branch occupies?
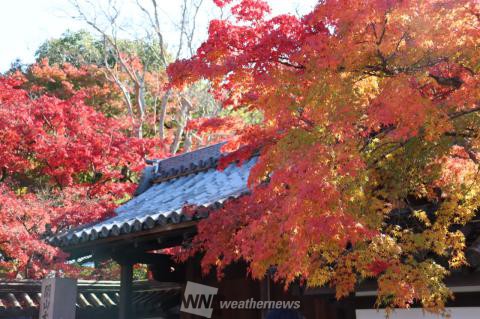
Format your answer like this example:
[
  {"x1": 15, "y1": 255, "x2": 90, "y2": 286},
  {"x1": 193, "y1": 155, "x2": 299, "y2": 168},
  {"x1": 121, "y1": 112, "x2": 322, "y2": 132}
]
[
  {"x1": 175, "y1": 0, "x2": 188, "y2": 60},
  {"x1": 185, "y1": 0, "x2": 204, "y2": 56},
  {"x1": 136, "y1": 0, "x2": 168, "y2": 67}
]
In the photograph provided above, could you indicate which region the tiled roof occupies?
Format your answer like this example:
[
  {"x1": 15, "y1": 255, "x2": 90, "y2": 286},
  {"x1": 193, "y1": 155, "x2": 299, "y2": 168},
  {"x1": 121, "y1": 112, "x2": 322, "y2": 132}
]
[
  {"x1": 135, "y1": 142, "x2": 226, "y2": 195},
  {"x1": 0, "y1": 280, "x2": 181, "y2": 319},
  {"x1": 49, "y1": 143, "x2": 257, "y2": 248}
]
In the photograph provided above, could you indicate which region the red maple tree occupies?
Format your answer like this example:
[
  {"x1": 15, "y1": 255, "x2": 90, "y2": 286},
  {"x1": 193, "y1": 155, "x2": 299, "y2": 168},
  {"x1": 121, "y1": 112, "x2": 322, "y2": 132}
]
[
  {"x1": 0, "y1": 71, "x2": 164, "y2": 278},
  {"x1": 170, "y1": 0, "x2": 480, "y2": 311}
]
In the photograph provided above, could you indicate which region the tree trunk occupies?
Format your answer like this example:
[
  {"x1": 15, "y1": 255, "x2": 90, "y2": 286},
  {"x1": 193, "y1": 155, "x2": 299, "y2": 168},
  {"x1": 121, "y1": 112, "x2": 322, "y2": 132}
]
[
  {"x1": 170, "y1": 96, "x2": 192, "y2": 154},
  {"x1": 135, "y1": 79, "x2": 146, "y2": 139},
  {"x1": 158, "y1": 89, "x2": 171, "y2": 140},
  {"x1": 184, "y1": 130, "x2": 192, "y2": 152}
]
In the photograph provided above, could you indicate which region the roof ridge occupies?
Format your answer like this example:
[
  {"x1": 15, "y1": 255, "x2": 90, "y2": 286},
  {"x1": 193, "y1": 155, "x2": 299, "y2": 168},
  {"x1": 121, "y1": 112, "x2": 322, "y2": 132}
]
[
  {"x1": 154, "y1": 141, "x2": 226, "y2": 165},
  {"x1": 152, "y1": 155, "x2": 220, "y2": 184},
  {"x1": 135, "y1": 142, "x2": 227, "y2": 195}
]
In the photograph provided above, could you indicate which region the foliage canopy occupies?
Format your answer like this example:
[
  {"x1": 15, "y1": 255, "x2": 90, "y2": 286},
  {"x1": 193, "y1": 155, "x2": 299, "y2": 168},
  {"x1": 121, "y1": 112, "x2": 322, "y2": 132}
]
[{"x1": 170, "y1": 0, "x2": 480, "y2": 312}]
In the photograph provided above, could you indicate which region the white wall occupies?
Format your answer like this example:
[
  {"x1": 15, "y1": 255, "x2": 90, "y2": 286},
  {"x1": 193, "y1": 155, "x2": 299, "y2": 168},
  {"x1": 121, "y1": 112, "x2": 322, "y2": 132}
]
[{"x1": 356, "y1": 308, "x2": 480, "y2": 319}]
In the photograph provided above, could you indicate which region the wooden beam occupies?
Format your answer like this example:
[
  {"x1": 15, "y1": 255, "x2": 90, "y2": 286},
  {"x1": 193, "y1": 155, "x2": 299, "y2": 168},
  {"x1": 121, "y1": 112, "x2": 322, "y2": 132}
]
[
  {"x1": 91, "y1": 236, "x2": 185, "y2": 263},
  {"x1": 306, "y1": 271, "x2": 480, "y2": 297},
  {"x1": 63, "y1": 222, "x2": 197, "y2": 258},
  {"x1": 110, "y1": 235, "x2": 188, "y2": 257},
  {"x1": 114, "y1": 252, "x2": 172, "y2": 265},
  {"x1": 119, "y1": 263, "x2": 133, "y2": 319}
]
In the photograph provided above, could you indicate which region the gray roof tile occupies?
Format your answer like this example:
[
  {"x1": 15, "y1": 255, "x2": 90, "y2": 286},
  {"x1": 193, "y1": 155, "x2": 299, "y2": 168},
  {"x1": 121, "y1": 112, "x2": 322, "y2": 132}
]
[
  {"x1": 135, "y1": 142, "x2": 226, "y2": 195},
  {"x1": 49, "y1": 153, "x2": 257, "y2": 247}
]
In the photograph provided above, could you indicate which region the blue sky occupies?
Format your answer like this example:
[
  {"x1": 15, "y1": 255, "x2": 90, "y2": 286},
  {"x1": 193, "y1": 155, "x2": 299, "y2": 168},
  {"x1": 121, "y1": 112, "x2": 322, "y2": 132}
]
[{"x1": 0, "y1": 0, "x2": 317, "y2": 72}]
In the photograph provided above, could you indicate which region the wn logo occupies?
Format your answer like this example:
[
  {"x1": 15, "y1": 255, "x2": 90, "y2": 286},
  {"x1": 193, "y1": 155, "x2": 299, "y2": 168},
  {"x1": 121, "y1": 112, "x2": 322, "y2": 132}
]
[{"x1": 180, "y1": 281, "x2": 218, "y2": 318}]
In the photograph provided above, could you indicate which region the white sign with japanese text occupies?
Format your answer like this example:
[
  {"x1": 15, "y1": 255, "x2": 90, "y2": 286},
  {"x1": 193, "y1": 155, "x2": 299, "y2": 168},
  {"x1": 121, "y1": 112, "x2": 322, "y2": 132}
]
[{"x1": 39, "y1": 278, "x2": 77, "y2": 319}]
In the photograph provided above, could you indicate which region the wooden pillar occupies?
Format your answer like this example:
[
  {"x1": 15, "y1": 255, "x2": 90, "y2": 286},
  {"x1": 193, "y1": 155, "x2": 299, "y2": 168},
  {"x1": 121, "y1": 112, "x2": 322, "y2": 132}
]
[
  {"x1": 260, "y1": 277, "x2": 271, "y2": 319},
  {"x1": 336, "y1": 294, "x2": 356, "y2": 319},
  {"x1": 119, "y1": 263, "x2": 133, "y2": 319}
]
